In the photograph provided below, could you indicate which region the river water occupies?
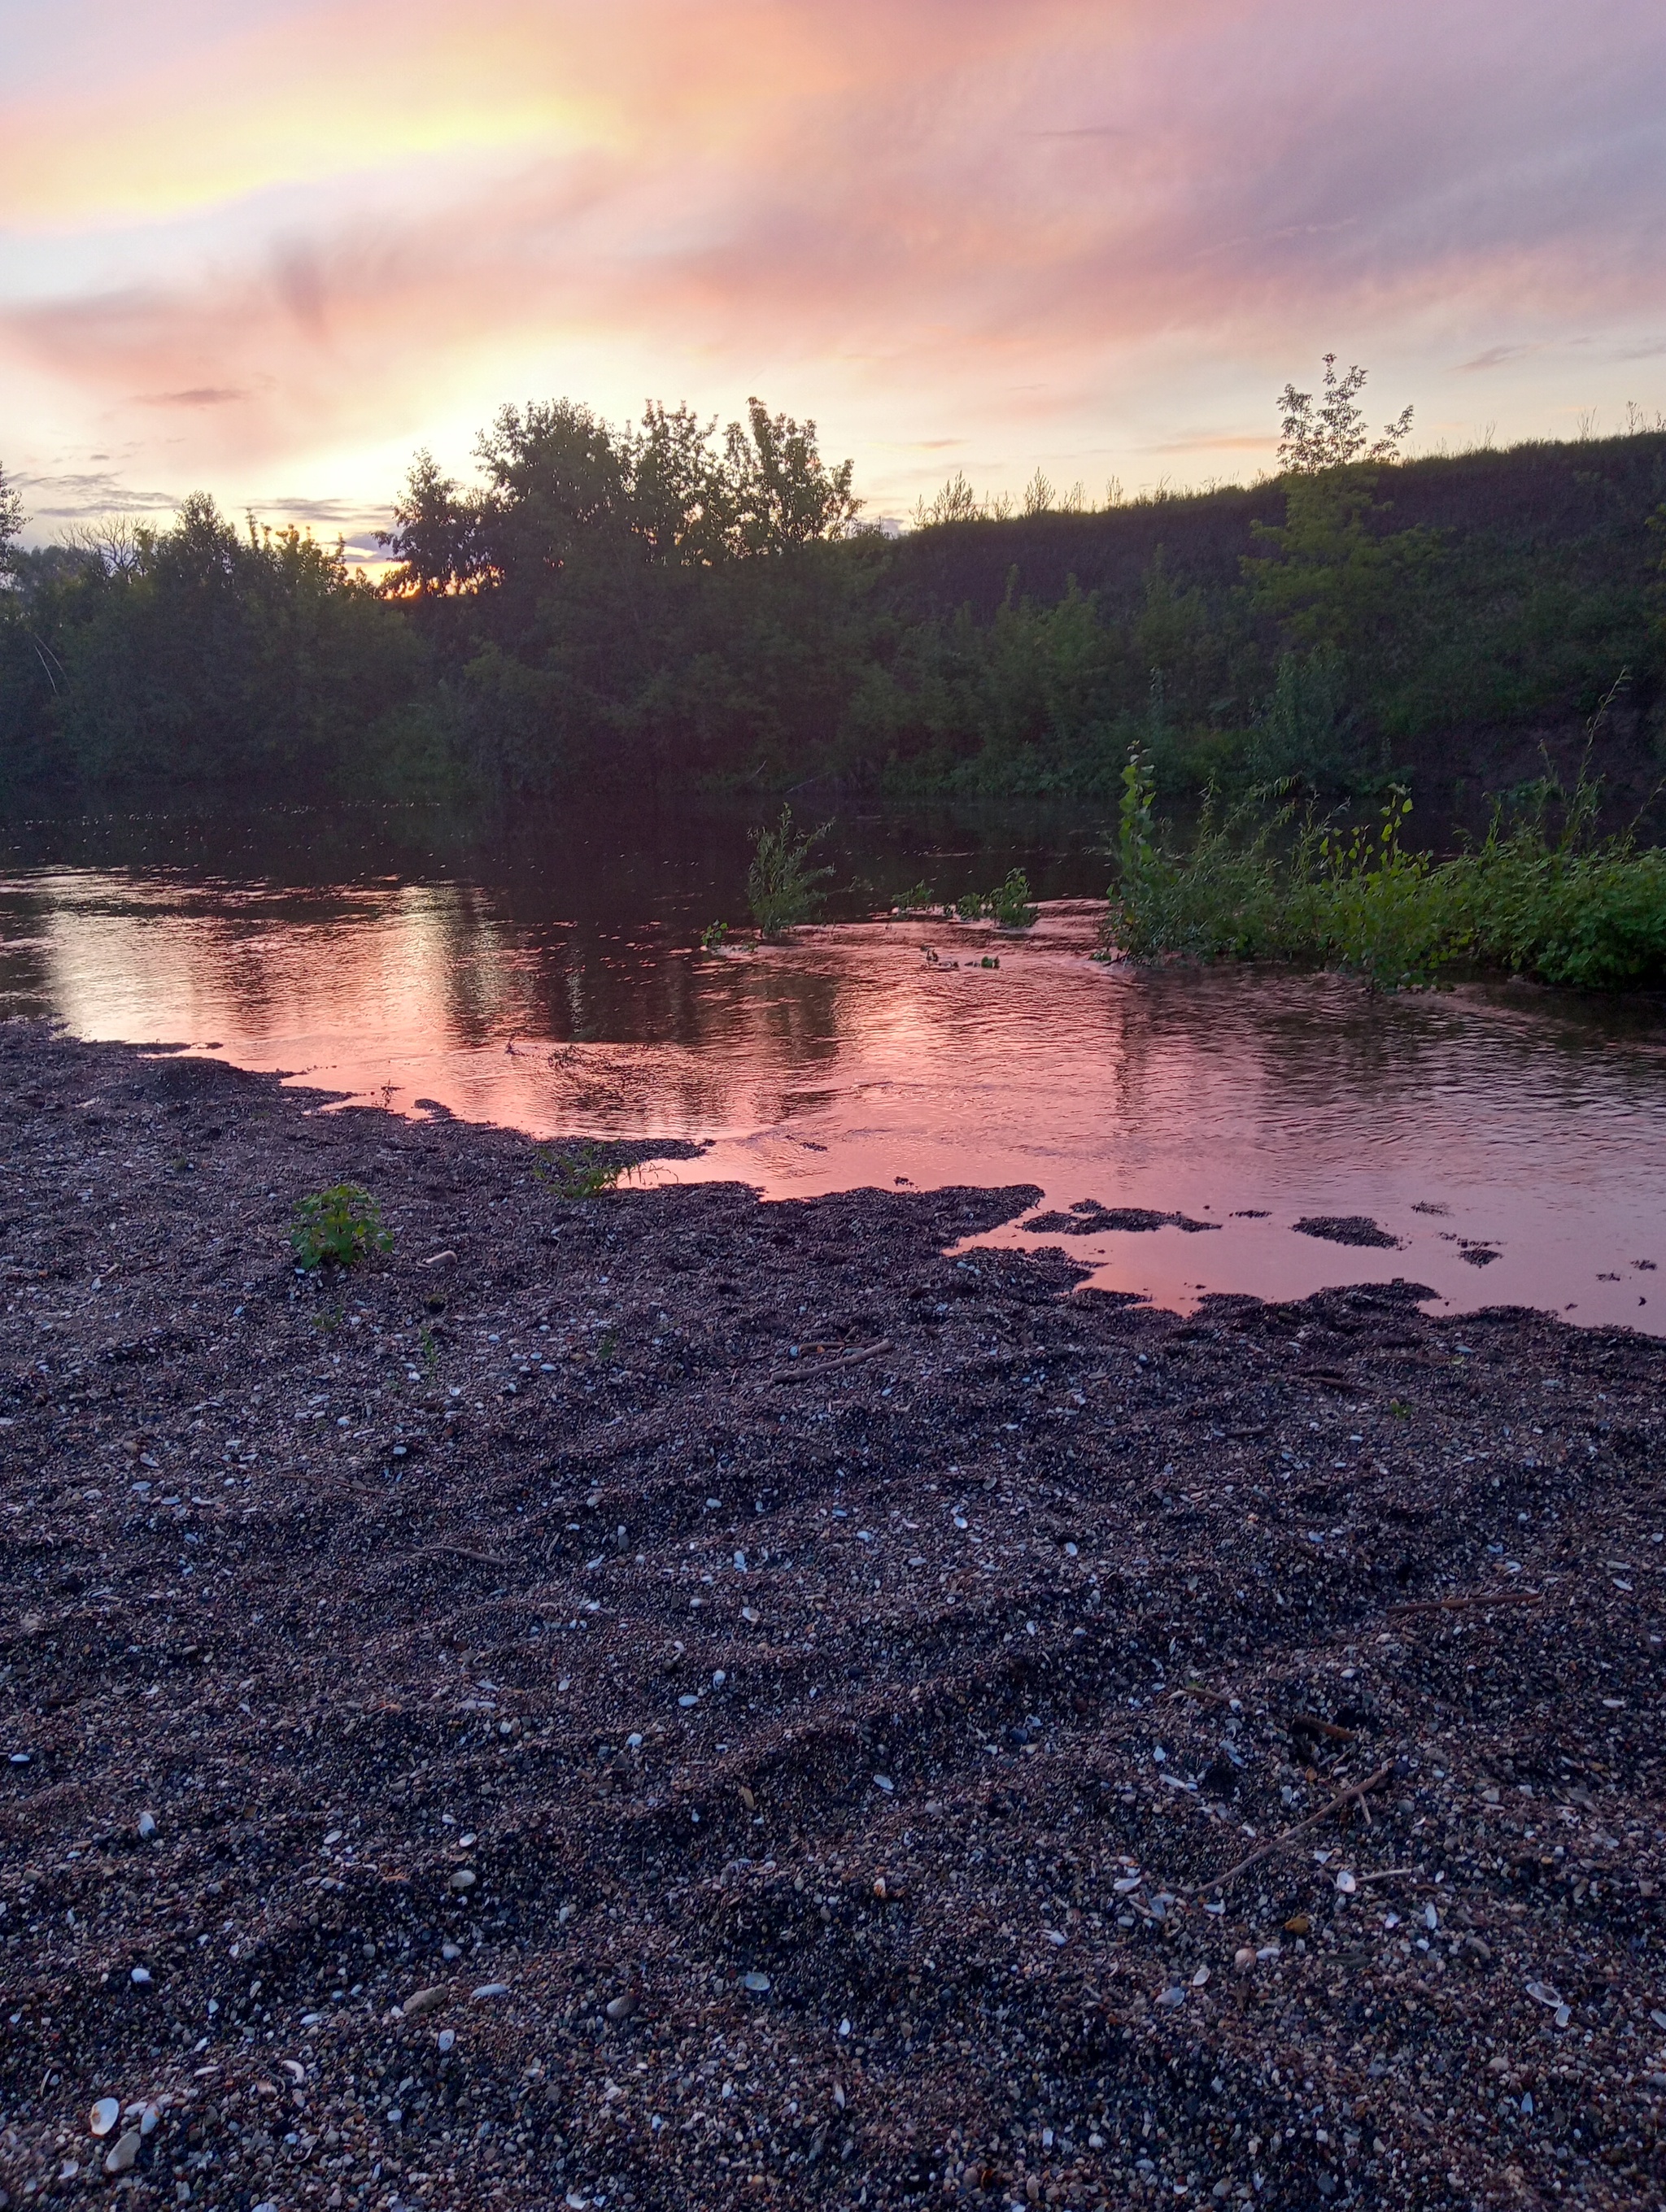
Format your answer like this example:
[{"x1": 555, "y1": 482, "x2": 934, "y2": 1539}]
[{"x1": 2, "y1": 803, "x2": 1662, "y2": 1333}]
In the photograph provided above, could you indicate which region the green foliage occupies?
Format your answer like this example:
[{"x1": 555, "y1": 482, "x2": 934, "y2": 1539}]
[
  {"x1": 1276, "y1": 355, "x2": 1414, "y2": 473},
  {"x1": 7, "y1": 367, "x2": 1666, "y2": 824},
  {"x1": 894, "y1": 880, "x2": 935, "y2": 912},
  {"x1": 1106, "y1": 728, "x2": 1666, "y2": 991},
  {"x1": 746, "y1": 806, "x2": 835, "y2": 934},
  {"x1": 986, "y1": 869, "x2": 1039, "y2": 927},
  {"x1": 700, "y1": 919, "x2": 731, "y2": 950},
  {"x1": 0, "y1": 460, "x2": 24, "y2": 577},
  {"x1": 534, "y1": 1143, "x2": 632, "y2": 1199},
  {"x1": 290, "y1": 1183, "x2": 394, "y2": 1271}
]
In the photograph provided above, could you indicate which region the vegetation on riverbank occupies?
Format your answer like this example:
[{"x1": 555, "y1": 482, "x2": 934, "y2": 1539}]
[
  {"x1": 4, "y1": 369, "x2": 1666, "y2": 825},
  {"x1": 1106, "y1": 729, "x2": 1666, "y2": 991}
]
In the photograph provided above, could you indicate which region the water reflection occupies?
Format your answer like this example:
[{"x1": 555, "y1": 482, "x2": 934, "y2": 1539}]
[{"x1": 1, "y1": 820, "x2": 1663, "y2": 1334}]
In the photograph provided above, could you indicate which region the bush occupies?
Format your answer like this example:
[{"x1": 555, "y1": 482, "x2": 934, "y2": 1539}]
[{"x1": 1106, "y1": 741, "x2": 1666, "y2": 991}]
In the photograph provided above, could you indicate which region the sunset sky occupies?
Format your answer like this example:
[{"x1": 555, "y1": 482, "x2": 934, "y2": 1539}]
[{"x1": 4, "y1": 0, "x2": 1664, "y2": 556}]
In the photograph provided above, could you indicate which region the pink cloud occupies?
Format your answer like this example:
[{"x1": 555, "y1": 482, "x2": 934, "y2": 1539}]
[{"x1": 2, "y1": 0, "x2": 1664, "y2": 516}]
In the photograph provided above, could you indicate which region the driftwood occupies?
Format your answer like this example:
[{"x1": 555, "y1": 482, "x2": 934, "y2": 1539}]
[
  {"x1": 1207, "y1": 1765, "x2": 1393, "y2": 1892},
  {"x1": 1387, "y1": 1588, "x2": 1542, "y2": 1618},
  {"x1": 768, "y1": 1339, "x2": 893, "y2": 1386}
]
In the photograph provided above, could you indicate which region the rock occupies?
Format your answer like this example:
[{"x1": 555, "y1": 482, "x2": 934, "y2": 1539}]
[
  {"x1": 137, "y1": 1811, "x2": 156, "y2": 1839},
  {"x1": 1334, "y1": 1870, "x2": 1357, "y2": 1895},
  {"x1": 1156, "y1": 1985, "x2": 1186, "y2": 2008},
  {"x1": 438, "y1": 2028, "x2": 456, "y2": 2052},
  {"x1": 139, "y1": 2105, "x2": 160, "y2": 2136},
  {"x1": 1233, "y1": 1948, "x2": 1257, "y2": 1975},
  {"x1": 740, "y1": 1971, "x2": 771, "y2": 1993},
  {"x1": 470, "y1": 1982, "x2": 509, "y2": 2001},
  {"x1": 104, "y1": 2131, "x2": 142, "y2": 2175},
  {"x1": 89, "y1": 2098, "x2": 120, "y2": 2137},
  {"x1": 129, "y1": 1965, "x2": 152, "y2": 1985},
  {"x1": 1283, "y1": 1916, "x2": 1311, "y2": 1937},
  {"x1": 402, "y1": 1986, "x2": 447, "y2": 2018},
  {"x1": 448, "y1": 1869, "x2": 477, "y2": 1892},
  {"x1": 605, "y1": 1991, "x2": 639, "y2": 2021}
]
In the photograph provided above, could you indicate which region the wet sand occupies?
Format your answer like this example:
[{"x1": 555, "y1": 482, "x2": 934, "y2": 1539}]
[{"x1": 2, "y1": 1022, "x2": 1663, "y2": 2210}]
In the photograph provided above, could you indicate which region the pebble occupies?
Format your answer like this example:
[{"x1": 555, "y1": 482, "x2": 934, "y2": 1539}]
[
  {"x1": 1233, "y1": 1948, "x2": 1257, "y2": 1975},
  {"x1": 604, "y1": 1992, "x2": 639, "y2": 2022},
  {"x1": 401, "y1": 1986, "x2": 447, "y2": 2018},
  {"x1": 139, "y1": 2105, "x2": 160, "y2": 2136},
  {"x1": 89, "y1": 2098, "x2": 120, "y2": 2137},
  {"x1": 448, "y1": 1869, "x2": 477, "y2": 1892},
  {"x1": 1157, "y1": 1985, "x2": 1187, "y2": 2008},
  {"x1": 136, "y1": 1811, "x2": 156, "y2": 1839},
  {"x1": 1335, "y1": 1870, "x2": 1357, "y2": 1894},
  {"x1": 129, "y1": 1966, "x2": 152, "y2": 1985},
  {"x1": 103, "y1": 2130, "x2": 142, "y2": 2175},
  {"x1": 471, "y1": 1982, "x2": 510, "y2": 2001},
  {"x1": 438, "y1": 2028, "x2": 456, "y2": 2053},
  {"x1": 740, "y1": 1971, "x2": 771, "y2": 1993}
]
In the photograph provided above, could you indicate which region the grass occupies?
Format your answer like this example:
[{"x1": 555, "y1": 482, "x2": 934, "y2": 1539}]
[
  {"x1": 534, "y1": 1143, "x2": 633, "y2": 1200},
  {"x1": 747, "y1": 806, "x2": 835, "y2": 935},
  {"x1": 1106, "y1": 741, "x2": 1666, "y2": 991}
]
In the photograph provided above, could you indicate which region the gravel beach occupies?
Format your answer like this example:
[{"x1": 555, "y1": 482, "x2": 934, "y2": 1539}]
[{"x1": 1, "y1": 1021, "x2": 1663, "y2": 2211}]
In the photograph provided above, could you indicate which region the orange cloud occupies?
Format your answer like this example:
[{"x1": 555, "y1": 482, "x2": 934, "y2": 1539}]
[{"x1": 3, "y1": 0, "x2": 1664, "y2": 525}]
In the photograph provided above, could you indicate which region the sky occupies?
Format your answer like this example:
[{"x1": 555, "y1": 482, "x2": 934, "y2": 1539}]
[{"x1": 3, "y1": 0, "x2": 1665, "y2": 558}]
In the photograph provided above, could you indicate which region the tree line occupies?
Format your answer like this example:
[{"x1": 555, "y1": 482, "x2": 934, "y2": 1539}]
[{"x1": 2, "y1": 365, "x2": 1664, "y2": 819}]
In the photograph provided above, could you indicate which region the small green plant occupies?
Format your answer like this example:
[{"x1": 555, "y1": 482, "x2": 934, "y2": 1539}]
[
  {"x1": 954, "y1": 891, "x2": 983, "y2": 921},
  {"x1": 534, "y1": 1143, "x2": 630, "y2": 1199},
  {"x1": 746, "y1": 806, "x2": 835, "y2": 934},
  {"x1": 895, "y1": 880, "x2": 935, "y2": 913},
  {"x1": 986, "y1": 868, "x2": 1039, "y2": 928},
  {"x1": 700, "y1": 919, "x2": 731, "y2": 951},
  {"x1": 291, "y1": 1183, "x2": 393, "y2": 1272}
]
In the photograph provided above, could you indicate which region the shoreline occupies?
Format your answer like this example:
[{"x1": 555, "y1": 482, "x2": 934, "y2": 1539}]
[{"x1": 2, "y1": 1021, "x2": 1662, "y2": 2209}]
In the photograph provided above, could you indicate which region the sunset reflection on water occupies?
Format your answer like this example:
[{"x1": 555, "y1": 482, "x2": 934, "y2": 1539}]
[{"x1": 2, "y1": 866, "x2": 1663, "y2": 1334}]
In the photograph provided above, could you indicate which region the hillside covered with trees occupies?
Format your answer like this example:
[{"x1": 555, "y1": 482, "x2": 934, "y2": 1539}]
[{"x1": 4, "y1": 379, "x2": 1665, "y2": 830}]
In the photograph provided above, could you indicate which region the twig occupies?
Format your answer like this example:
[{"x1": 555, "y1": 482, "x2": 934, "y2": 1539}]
[
  {"x1": 1386, "y1": 1589, "x2": 1542, "y2": 1618},
  {"x1": 408, "y1": 1544, "x2": 508, "y2": 1570},
  {"x1": 769, "y1": 1339, "x2": 893, "y2": 1386},
  {"x1": 1355, "y1": 1866, "x2": 1419, "y2": 1883},
  {"x1": 1207, "y1": 1766, "x2": 1393, "y2": 1892},
  {"x1": 1289, "y1": 1712, "x2": 1355, "y2": 1742}
]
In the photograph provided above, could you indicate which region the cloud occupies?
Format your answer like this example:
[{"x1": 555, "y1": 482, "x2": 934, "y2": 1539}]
[
  {"x1": 2, "y1": 0, "x2": 1665, "y2": 519},
  {"x1": 142, "y1": 386, "x2": 249, "y2": 407},
  {"x1": 1459, "y1": 345, "x2": 1536, "y2": 372}
]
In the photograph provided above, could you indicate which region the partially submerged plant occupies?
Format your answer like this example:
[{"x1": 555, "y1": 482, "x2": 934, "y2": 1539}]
[
  {"x1": 747, "y1": 807, "x2": 835, "y2": 935},
  {"x1": 291, "y1": 1183, "x2": 393, "y2": 1272},
  {"x1": 534, "y1": 1143, "x2": 632, "y2": 1199},
  {"x1": 986, "y1": 868, "x2": 1038, "y2": 929}
]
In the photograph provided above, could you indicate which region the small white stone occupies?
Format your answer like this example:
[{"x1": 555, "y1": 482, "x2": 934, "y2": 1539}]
[
  {"x1": 470, "y1": 1982, "x2": 509, "y2": 2001},
  {"x1": 438, "y1": 2027, "x2": 456, "y2": 2052},
  {"x1": 130, "y1": 1966, "x2": 153, "y2": 1986},
  {"x1": 447, "y1": 1869, "x2": 477, "y2": 1893},
  {"x1": 104, "y1": 2130, "x2": 142, "y2": 2175},
  {"x1": 740, "y1": 1972, "x2": 770, "y2": 1993},
  {"x1": 89, "y1": 2098, "x2": 120, "y2": 2137},
  {"x1": 137, "y1": 1811, "x2": 157, "y2": 1840}
]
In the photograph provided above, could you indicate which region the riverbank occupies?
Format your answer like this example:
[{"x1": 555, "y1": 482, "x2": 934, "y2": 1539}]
[{"x1": 2, "y1": 1021, "x2": 1662, "y2": 2210}]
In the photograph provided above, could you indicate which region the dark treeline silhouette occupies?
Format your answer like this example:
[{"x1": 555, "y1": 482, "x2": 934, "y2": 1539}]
[{"x1": 4, "y1": 381, "x2": 1665, "y2": 821}]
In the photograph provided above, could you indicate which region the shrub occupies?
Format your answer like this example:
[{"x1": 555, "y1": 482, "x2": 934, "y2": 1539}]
[
  {"x1": 1105, "y1": 735, "x2": 1666, "y2": 991},
  {"x1": 746, "y1": 806, "x2": 835, "y2": 934},
  {"x1": 291, "y1": 1183, "x2": 394, "y2": 1271}
]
